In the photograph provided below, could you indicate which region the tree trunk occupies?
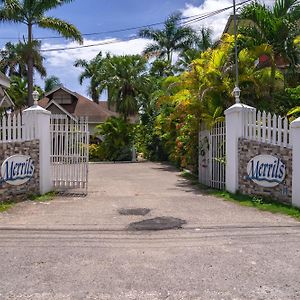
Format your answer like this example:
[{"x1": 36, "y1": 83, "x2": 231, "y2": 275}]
[{"x1": 27, "y1": 23, "x2": 34, "y2": 107}]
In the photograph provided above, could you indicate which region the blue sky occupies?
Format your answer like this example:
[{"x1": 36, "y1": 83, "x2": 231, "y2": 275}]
[{"x1": 0, "y1": 0, "x2": 273, "y2": 99}]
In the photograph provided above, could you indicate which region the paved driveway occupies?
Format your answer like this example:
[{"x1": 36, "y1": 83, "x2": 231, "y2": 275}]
[{"x1": 0, "y1": 162, "x2": 299, "y2": 299}]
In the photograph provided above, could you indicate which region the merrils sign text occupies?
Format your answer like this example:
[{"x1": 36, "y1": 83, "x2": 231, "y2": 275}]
[
  {"x1": 0, "y1": 155, "x2": 35, "y2": 186},
  {"x1": 247, "y1": 155, "x2": 286, "y2": 187}
]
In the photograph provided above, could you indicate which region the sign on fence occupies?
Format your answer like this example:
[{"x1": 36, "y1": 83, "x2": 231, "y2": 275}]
[
  {"x1": 247, "y1": 155, "x2": 286, "y2": 187},
  {"x1": 1, "y1": 155, "x2": 35, "y2": 186}
]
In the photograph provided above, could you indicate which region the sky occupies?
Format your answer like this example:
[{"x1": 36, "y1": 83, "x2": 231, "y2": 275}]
[{"x1": 0, "y1": 0, "x2": 274, "y2": 99}]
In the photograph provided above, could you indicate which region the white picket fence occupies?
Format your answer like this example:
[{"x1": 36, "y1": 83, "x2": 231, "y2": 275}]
[
  {"x1": 0, "y1": 113, "x2": 23, "y2": 143},
  {"x1": 0, "y1": 113, "x2": 39, "y2": 143},
  {"x1": 242, "y1": 109, "x2": 292, "y2": 148}
]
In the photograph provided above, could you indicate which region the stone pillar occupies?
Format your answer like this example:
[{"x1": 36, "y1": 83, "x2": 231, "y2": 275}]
[
  {"x1": 291, "y1": 117, "x2": 300, "y2": 207},
  {"x1": 224, "y1": 103, "x2": 255, "y2": 193},
  {"x1": 23, "y1": 105, "x2": 52, "y2": 194}
]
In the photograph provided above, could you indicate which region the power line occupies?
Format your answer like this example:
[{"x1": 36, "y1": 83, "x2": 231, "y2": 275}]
[
  {"x1": 40, "y1": 0, "x2": 252, "y2": 53},
  {"x1": 0, "y1": 0, "x2": 251, "y2": 43},
  {"x1": 0, "y1": 11, "x2": 219, "y2": 41}
]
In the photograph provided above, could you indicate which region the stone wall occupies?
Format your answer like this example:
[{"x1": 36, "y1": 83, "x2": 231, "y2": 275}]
[
  {"x1": 0, "y1": 140, "x2": 40, "y2": 202},
  {"x1": 238, "y1": 138, "x2": 292, "y2": 204}
]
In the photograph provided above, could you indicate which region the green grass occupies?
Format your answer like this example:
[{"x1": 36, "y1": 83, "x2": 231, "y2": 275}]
[
  {"x1": 0, "y1": 192, "x2": 57, "y2": 213},
  {"x1": 29, "y1": 192, "x2": 57, "y2": 202},
  {"x1": 181, "y1": 171, "x2": 300, "y2": 221},
  {"x1": 0, "y1": 201, "x2": 14, "y2": 212}
]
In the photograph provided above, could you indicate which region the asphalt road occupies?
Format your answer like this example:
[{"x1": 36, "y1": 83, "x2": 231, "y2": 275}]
[{"x1": 0, "y1": 162, "x2": 299, "y2": 299}]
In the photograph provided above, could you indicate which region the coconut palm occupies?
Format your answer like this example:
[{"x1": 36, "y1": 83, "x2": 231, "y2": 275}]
[
  {"x1": 98, "y1": 55, "x2": 149, "y2": 120},
  {"x1": 240, "y1": 0, "x2": 300, "y2": 95},
  {"x1": 139, "y1": 12, "x2": 196, "y2": 63},
  {"x1": 74, "y1": 52, "x2": 110, "y2": 103},
  {"x1": 44, "y1": 75, "x2": 61, "y2": 93},
  {"x1": 6, "y1": 75, "x2": 42, "y2": 108},
  {"x1": 0, "y1": 0, "x2": 82, "y2": 106},
  {"x1": 0, "y1": 40, "x2": 46, "y2": 78},
  {"x1": 176, "y1": 27, "x2": 213, "y2": 71}
]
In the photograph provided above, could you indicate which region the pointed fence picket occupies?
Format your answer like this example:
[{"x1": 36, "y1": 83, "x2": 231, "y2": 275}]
[
  {"x1": 0, "y1": 113, "x2": 28, "y2": 143},
  {"x1": 242, "y1": 109, "x2": 291, "y2": 148}
]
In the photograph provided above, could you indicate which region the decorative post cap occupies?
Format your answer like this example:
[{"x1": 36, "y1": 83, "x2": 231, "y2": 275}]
[
  {"x1": 32, "y1": 90, "x2": 39, "y2": 106},
  {"x1": 233, "y1": 86, "x2": 241, "y2": 104}
]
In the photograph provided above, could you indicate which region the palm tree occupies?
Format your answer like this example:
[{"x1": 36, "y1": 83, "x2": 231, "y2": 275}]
[
  {"x1": 98, "y1": 55, "x2": 149, "y2": 120},
  {"x1": 240, "y1": 0, "x2": 300, "y2": 95},
  {"x1": 0, "y1": 40, "x2": 46, "y2": 78},
  {"x1": 96, "y1": 117, "x2": 134, "y2": 161},
  {"x1": 0, "y1": 0, "x2": 82, "y2": 106},
  {"x1": 176, "y1": 27, "x2": 213, "y2": 71},
  {"x1": 44, "y1": 75, "x2": 61, "y2": 93},
  {"x1": 139, "y1": 12, "x2": 196, "y2": 63},
  {"x1": 74, "y1": 52, "x2": 109, "y2": 103}
]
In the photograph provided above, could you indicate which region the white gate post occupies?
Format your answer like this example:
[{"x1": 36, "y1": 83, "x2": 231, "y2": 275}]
[
  {"x1": 224, "y1": 103, "x2": 255, "y2": 193},
  {"x1": 291, "y1": 117, "x2": 300, "y2": 207},
  {"x1": 23, "y1": 105, "x2": 52, "y2": 194}
]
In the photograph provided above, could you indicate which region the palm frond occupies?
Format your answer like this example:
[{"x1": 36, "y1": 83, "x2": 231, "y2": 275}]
[{"x1": 38, "y1": 17, "x2": 83, "y2": 43}]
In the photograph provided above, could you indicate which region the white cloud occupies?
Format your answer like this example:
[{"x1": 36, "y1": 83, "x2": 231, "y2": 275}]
[
  {"x1": 36, "y1": 0, "x2": 276, "y2": 97},
  {"x1": 37, "y1": 37, "x2": 150, "y2": 97},
  {"x1": 181, "y1": 0, "x2": 232, "y2": 40},
  {"x1": 181, "y1": 0, "x2": 275, "y2": 40},
  {"x1": 43, "y1": 37, "x2": 149, "y2": 67}
]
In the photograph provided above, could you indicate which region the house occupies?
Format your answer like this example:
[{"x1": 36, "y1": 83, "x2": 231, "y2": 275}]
[
  {"x1": 0, "y1": 71, "x2": 14, "y2": 110},
  {"x1": 38, "y1": 86, "x2": 118, "y2": 137}
]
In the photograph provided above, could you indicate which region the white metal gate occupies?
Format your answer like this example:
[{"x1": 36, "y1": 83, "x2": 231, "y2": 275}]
[
  {"x1": 50, "y1": 115, "x2": 89, "y2": 195},
  {"x1": 199, "y1": 121, "x2": 226, "y2": 190}
]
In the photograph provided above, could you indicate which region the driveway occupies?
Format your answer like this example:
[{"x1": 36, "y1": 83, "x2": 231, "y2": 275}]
[{"x1": 0, "y1": 162, "x2": 299, "y2": 299}]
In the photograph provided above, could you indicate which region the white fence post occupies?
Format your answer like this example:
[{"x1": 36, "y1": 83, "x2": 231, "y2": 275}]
[
  {"x1": 23, "y1": 105, "x2": 52, "y2": 194},
  {"x1": 291, "y1": 117, "x2": 300, "y2": 207},
  {"x1": 224, "y1": 103, "x2": 256, "y2": 193}
]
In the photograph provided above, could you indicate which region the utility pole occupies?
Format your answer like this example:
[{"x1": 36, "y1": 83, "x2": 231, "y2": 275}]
[{"x1": 233, "y1": 0, "x2": 240, "y2": 103}]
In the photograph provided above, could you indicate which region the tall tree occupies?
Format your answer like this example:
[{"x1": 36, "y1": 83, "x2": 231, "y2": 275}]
[
  {"x1": 44, "y1": 75, "x2": 61, "y2": 93},
  {"x1": 74, "y1": 52, "x2": 109, "y2": 103},
  {"x1": 139, "y1": 12, "x2": 196, "y2": 63},
  {"x1": 176, "y1": 27, "x2": 213, "y2": 71},
  {"x1": 240, "y1": 0, "x2": 300, "y2": 94},
  {"x1": 0, "y1": 0, "x2": 82, "y2": 106},
  {"x1": 97, "y1": 55, "x2": 149, "y2": 120},
  {"x1": 6, "y1": 75, "x2": 43, "y2": 108},
  {"x1": 0, "y1": 40, "x2": 46, "y2": 78}
]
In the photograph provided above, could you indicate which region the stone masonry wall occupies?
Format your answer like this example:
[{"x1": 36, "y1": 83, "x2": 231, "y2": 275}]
[
  {"x1": 238, "y1": 138, "x2": 292, "y2": 204},
  {"x1": 0, "y1": 140, "x2": 40, "y2": 202}
]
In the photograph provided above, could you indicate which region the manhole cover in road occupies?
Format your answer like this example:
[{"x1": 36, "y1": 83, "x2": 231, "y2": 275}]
[
  {"x1": 118, "y1": 208, "x2": 151, "y2": 216},
  {"x1": 128, "y1": 217, "x2": 186, "y2": 231}
]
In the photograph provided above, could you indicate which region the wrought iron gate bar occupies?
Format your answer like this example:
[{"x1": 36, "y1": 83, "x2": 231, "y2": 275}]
[{"x1": 50, "y1": 115, "x2": 89, "y2": 195}]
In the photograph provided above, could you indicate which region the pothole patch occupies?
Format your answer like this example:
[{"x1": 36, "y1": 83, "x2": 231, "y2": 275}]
[
  {"x1": 118, "y1": 208, "x2": 151, "y2": 216},
  {"x1": 128, "y1": 216, "x2": 186, "y2": 231}
]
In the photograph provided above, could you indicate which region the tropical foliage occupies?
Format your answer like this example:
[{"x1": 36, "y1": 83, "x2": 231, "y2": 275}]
[
  {"x1": 240, "y1": 0, "x2": 300, "y2": 93},
  {"x1": 76, "y1": 53, "x2": 149, "y2": 119},
  {"x1": 6, "y1": 75, "x2": 43, "y2": 108},
  {"x1": 1, "y1": 2, "x2": 298, "y2": 168},
  {"x1": 0, "y1": 40, "x2": 46, "y2": 78},
  {"x1": 90, "y1": 117, "x2": 134, "y2": 161},
  {"x1": 44, "y1": 76, "x2": 61, "y2": 93},
  {"x1": 139, "y1": 12, "x2": 196, "y2": 63},
  {"x1": 0, "y1": 0, "x2": 82, "y2": 105},
  {"x1": 74, "y1": 52, "x2": 110, "y2": 103}
]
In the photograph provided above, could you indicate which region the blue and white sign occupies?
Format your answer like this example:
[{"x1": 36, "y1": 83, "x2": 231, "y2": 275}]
[
  {"x1": 1, "y1": 155, "x2": 35, "y2": 186},
  {"x1": 247, "y1": 155, "x2": 286, "y2": 187}
]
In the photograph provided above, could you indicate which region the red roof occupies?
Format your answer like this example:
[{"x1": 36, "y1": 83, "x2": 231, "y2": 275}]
[{"x1": 38, "y1": 87, "x2": 118, "y2": 123}]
